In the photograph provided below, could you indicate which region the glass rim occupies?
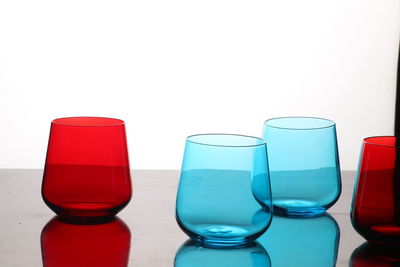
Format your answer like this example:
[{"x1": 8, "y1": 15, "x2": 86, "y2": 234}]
[
  {"x1": 186, "y1": 133, "x2": 266, "y2": 148},
  {"x1": 263, "y1": 116, "x2": 336, "y2": 130},
  {"x1": 363, "y1": 136, "x2": 400, "y2": 148},
  {"x1": 51, "y1": 116, "x2": 125, "y2": 127}
]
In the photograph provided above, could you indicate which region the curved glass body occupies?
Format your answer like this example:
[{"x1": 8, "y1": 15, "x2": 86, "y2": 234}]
[
  {"x1": 42, "y1": 117, "x2": 132, "y2": 221},
  {"x1": 41, "y1": 216, "x2": 131, "y2": 267},
  {"x1": 350, "y1": 242, "x2": 400, "y2": 266},
  {"x1": 351, "y1": 136, "x2": 400, "y2": 245},
  {"x1": 262, "y1": 117, "x2": 341, "y2": 217},
  {"x1": 174, "y1": 240, "x2": 270, "y2": 267},
  {"x1": 258, "y1": 214, "x2": 340, "y2": 267},
  {"x1": 176, "y1": 134, "x2": 273, "y2": 247}
]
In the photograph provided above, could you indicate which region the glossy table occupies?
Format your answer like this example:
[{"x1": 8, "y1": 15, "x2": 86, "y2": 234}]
[{"x1": 0, "y1": 170, "x2": 375, "y2": 266}]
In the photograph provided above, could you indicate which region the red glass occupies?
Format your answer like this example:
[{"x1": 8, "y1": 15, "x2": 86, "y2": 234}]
[
  {"x1": 41, "y1": 216, "x2": 131, "y2": 267},
  {"x1": 42, "y1": 117, "x2": 132, "y2": 221},
  {"x1": 351, "y1": 136, "x2": 400, "y2": 245}
]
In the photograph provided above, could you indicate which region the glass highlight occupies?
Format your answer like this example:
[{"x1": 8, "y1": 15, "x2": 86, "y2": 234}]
[
  {"x1": 262, "y1": 117, "x2": 341, "y2": 217},
  {"x1": 176, "y1": 134, "x2": 273, "y2": 247},
  {"x1": 351, "y1": 136, "x2": 400, "y2": 245}
]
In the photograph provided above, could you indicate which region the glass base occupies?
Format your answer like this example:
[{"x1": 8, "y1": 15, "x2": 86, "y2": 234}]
[
  {"x1": 182, "y1": 225, "x2": 261, "y2": 248},
  {"x1": 43, "y1": 198, "x2": 130, "y2": 223},
  {"x1": 192, "y1": 234, "x2": 252, "y2": 248},
  {"x1": 273, "y1": 200, "x2": 327, "y2": 218},
  {"x1": 354, "y1": 223, "x2": 400, "y2": 246}
]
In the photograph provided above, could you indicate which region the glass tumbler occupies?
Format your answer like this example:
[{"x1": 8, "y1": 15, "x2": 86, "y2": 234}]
[
  {"x1": 42, "y1": 117, "x2": 132, "y2": 220},
  {"x1": 351, "y1": 136, "x2": 400, "y2": 245},
  {"x1": 176, "y1": 134, "x2": 273, "y2": 247},
  {"x1": 262, "y1": 117, "x2": 341, "y2": 217}
]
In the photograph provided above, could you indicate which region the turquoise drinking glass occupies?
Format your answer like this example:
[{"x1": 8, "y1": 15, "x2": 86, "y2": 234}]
[
  {"x1": 176, "y1": 134, "x2": 273, "y2": 247},
  {"x1": 262, "y1": 117, "x2": 341, "y2": 217},
  {"x1": 258, "y1": 214, "x2": 340, "y2": 267},
  {"x1": 174, "y1": 240, "x2": 271, "y2": 267}
]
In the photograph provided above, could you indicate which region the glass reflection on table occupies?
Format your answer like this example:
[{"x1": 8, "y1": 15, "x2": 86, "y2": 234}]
[
  {"x1": 258, "y1": 213, "x2": 339, "y2": 267},
  {"x1": 41, "y1": 216, "x2": 131, "y2": 267},
  {"x1": 350, "y1": 242, "x2": 400, "y2": 266},
  {"x1": 174, "y1": 240, "x2": 270, "y2": 267}
]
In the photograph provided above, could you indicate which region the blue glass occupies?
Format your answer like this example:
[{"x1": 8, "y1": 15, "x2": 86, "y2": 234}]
[
  {"x1": 258, "y1": 214, "x2": 340, "y2": 267},
  {"x1": 176, "y1": 134, "x2": 273, "y2": 247},
  {"x1": 262, "y1": 117, "x2": 341, "y2": 217},
  {"x1": 174, "y1": 240, "x2": 271, "y2": 267}
]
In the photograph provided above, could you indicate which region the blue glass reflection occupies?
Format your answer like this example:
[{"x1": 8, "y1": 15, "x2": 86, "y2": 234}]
[
  {"x1": 174, "y1": 240, "x2": 271, "y2": 267},
  {"x1": 258, "y1": 213, "x2": 339, "y2": 267},
  {"x1": 350, "y1": 242, "x2": 400, "y2": 266}
]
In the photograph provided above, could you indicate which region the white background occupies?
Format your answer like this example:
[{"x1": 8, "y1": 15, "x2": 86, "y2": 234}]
[{"x1": 0, "y1": 0, "x2": 399, "y2": 170}]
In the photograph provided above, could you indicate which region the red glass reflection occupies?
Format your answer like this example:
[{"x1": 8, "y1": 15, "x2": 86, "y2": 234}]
[
  {"x1": 351, "y1": 136, "x2": 400, "y2": 244},
  {"x1": 42, "y1": 117, "x2": 132, "y2": 220},
  {"x1": 41, "y1": 216, "x2": 131, "y2": 267},
  {"x1": 350, "y1": 242, "x2": 400, "y2": 266}
]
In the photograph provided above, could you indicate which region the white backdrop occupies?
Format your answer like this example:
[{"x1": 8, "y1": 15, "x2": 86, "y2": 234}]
[{"x1": 0, "y1": 0, "x2": 399, "y2": 170}]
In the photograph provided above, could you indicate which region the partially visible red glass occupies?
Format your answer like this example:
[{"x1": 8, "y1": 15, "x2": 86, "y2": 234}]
[
  {"x1": 42, "y1": 117, "x2": 132, "y2": 221},
  {"x1": 351, "y1": 136, "x2": 400, "y2": 245},
  {"x1": 41, "y1": 216, "x2": 131, "y2": 267}
]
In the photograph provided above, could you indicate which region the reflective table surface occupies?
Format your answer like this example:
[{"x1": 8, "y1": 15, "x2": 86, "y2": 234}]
[{"x1": 0, "y1": 170, "x2": 386, "y2": 266}]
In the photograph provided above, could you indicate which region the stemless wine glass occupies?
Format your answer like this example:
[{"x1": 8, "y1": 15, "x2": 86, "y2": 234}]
[
  {"x1": 176, "y1": 134, "x2": 273, "y2": 247},
  {"x1": 174, "y1": 240, "x2": 271, "y2": 267},
  {"x1": 42, "y1": 117, "x2": 132, "y2": 221},
  {"x1": 262, "y1": 117, "x2": 341, "y2": 217},
  {"x1": 41, "y1": 216, "x2": 131, "y2": 267},
  {"x1": 351, "y1": 136, "x2": 400, "y2": 245}
]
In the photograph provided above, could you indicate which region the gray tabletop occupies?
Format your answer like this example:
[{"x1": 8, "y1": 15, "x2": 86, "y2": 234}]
[{"x1": 0, "y1": 170, "x2": 365, "y2": 266}]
